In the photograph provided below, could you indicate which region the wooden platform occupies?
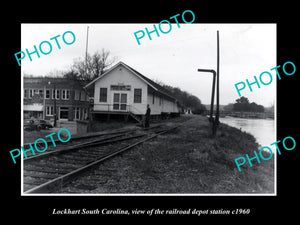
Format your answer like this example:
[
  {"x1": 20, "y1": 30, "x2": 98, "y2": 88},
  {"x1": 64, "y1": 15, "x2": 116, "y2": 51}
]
[
  {"x1": 92, "y1": 110, "x2": 135, "y2": 115},
  {"x1": 92, "y1": 110, "x2": 143, "y2": 124}
]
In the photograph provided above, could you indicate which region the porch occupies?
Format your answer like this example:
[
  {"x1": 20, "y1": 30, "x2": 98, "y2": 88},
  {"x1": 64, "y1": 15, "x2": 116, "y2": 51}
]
[{"x1": 92, "y1": 104, "x2": 144, "y2": 125}]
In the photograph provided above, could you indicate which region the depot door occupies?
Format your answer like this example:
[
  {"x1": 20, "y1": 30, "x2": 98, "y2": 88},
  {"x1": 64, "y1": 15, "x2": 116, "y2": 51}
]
[{"x1": 113, "y1": 93, "x2": 127, "y2": 111}]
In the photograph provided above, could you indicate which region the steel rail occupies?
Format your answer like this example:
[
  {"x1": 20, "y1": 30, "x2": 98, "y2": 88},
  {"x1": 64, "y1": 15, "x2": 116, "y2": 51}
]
[
  {"x1": 24, "y1": 125, "x2": 180, "y2": 194},
  {"x1": 24, "y1": 133, "x2": 145, "y2": 161},
  {"x1": 23, "y1": 129, "x2": 136, "y2": 149}
]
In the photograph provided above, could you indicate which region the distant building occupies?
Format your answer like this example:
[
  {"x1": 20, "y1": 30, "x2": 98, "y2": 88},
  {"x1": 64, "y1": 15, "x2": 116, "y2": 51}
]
[
  {"x1": 184, "y1": 108, "x2": 193, "y2": 114},
  {"x1": 23, "y1": 77, "x2": 89, "y2": 121},
  {"x1": 85, "y1": 61, "x2": 180, "y2": 120}
]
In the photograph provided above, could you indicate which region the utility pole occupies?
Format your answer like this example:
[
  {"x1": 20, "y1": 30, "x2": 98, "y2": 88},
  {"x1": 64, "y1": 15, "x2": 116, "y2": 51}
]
[
  {"x1": 85, "y1": 26, "x2": 93, "y2": 130},
  {"x1": 216, "y1": 30, "x2": 220, "y2": 126},
  {"x1": 48, "y1": 81, "x2": 57, "y2": 127},
  {"x1": 85, "y1": 26, "x2": 89, "y2": 76}
]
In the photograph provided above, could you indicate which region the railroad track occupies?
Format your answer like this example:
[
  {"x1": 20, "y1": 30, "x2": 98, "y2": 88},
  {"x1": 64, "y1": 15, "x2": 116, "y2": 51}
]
[
  {"x1": 22, "y1": 129, "x2": 138, "y2": 158},
  {"x1": 23, "y1": 125, "x2": 180, "y2": 194}
]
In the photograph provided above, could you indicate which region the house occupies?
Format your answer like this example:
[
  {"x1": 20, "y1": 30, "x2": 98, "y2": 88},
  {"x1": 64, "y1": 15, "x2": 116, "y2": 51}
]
[
  {"x1": 23, "y1": 77, "x2": 89, "y2": 121},
  {"x1": 84, "y1": 61, "x2": 180, "y2": 122}
]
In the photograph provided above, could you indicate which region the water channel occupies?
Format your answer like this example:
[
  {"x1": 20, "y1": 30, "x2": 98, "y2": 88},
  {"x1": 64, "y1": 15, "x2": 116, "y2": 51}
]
[{"x1": 220, "y1": 117, "x2": 276, "y2": 148}]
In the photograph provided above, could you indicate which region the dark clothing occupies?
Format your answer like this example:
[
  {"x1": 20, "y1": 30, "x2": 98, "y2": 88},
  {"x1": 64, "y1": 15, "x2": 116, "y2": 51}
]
[{"x1": 144, "y1": 107, "x2": 151, "y2": 128}]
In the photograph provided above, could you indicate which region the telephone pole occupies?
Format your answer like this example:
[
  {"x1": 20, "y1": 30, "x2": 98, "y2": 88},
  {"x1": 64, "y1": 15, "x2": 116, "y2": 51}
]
[
  {"x1": 85, "y1": 26, "x2": 89, "y2": 76},
  {"x1": 216, "y1": 30, "x2": 220, "y2": 126}
]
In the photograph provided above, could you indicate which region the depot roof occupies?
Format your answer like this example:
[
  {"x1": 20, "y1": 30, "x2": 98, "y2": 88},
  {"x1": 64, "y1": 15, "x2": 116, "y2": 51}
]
[{"x1": 84, "y1": 61, "x2": 178, "y2": 101}]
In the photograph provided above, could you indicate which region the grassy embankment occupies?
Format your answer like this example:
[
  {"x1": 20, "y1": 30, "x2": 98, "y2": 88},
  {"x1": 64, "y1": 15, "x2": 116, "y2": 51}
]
[{"x1": 61, "y1": 115, "x2": 274, "y2": 194}]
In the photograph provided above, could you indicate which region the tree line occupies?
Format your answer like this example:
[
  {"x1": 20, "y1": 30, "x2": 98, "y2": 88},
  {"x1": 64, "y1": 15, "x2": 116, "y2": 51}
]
[
  {"x1": 161, "y1": 84, "x2": 206, "y2": 114},
  {"x1": 224, "y1": 96, "x2": 265, "y2": 112}
]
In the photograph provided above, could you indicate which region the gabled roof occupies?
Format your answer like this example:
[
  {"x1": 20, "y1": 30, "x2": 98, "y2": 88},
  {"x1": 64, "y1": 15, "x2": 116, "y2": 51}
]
[{"x1": 84, "y1": 61, "x2": 178, "y2": 101}]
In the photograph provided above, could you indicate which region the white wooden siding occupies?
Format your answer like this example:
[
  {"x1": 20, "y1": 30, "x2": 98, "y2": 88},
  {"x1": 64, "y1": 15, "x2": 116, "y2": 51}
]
[
  {"x1": 148, "y1": 93, "x2": 179, "y2": 115},
  {"x1": 93, "y1": 63, "x2": 179, "y2": 115},
  {"x1": 93, "y1": 64, "x2": 147, "y2": 114}
]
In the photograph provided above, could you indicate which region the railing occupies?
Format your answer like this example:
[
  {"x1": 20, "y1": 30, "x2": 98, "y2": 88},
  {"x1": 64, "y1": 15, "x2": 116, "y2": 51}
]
[
  {"x1": 92, "y1": 103, "x2": 146, "y2": 115},
  {"x1": 128, "y1": 105, "x2": 145, "y2": 115}
]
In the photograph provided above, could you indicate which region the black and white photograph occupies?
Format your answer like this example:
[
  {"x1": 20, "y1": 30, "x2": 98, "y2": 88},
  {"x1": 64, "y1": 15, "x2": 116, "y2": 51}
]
[
  {"x1": 21, "y1": 23, "x2": 276, "y2": 195},
  {"x1": 3, "y1": 4, "x2": 298, "y2": 220}
]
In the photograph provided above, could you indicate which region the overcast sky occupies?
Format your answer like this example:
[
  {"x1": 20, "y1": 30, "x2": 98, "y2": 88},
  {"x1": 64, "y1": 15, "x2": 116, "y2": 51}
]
[{"x1": 21, "y1": 23, "x2": 276, "y2": 107}]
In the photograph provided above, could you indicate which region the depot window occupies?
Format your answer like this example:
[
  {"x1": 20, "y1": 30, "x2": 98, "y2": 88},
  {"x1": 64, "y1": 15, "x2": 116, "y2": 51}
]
[
  {"x1": 134, "y1": 89, "x2": 142, "y2": 103},
  {"x1": 99, "y1": 88, "x2": 107, "y2": 102}
]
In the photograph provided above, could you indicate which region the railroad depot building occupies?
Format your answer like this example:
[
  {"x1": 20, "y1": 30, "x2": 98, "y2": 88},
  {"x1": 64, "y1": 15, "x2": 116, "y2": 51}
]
[
  {"x1": 85, "y1": 61, "x2": 180, "y2": 121},
  {"x1": 23, "y1": 77, "x2": 89, "y2": 121}
]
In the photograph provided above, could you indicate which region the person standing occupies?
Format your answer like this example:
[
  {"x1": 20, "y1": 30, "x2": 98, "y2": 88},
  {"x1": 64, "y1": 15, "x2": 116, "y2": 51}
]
[{"x1": 144, "y1": 104, "x2": 151, "y2": 128}]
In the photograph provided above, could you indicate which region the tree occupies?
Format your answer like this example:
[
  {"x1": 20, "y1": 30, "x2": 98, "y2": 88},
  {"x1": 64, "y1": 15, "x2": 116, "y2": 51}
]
[
  {"x1": 235, "y1": 96, "x2": 249, "y2": 104},
  {"x1": 70, "y1": 48, "x2": 117, "y2": 82},
  {"x1": 161, "y1": 84, "x2": 206, "y2": 114},
  {"x1": 233, "y1": 96, "x2": 264, "y2": 112}
]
